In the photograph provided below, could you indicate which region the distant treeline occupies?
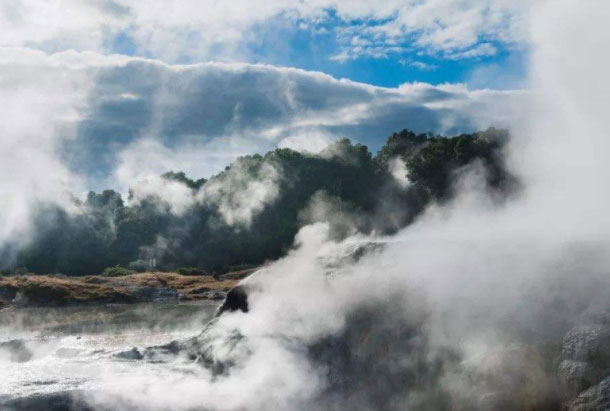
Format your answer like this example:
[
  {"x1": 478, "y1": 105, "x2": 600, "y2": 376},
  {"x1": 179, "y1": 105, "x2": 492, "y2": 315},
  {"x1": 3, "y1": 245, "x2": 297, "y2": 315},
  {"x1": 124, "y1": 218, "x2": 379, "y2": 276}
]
[{"x1": 4, "y1": 128, "x2": 514, "y2": 276}]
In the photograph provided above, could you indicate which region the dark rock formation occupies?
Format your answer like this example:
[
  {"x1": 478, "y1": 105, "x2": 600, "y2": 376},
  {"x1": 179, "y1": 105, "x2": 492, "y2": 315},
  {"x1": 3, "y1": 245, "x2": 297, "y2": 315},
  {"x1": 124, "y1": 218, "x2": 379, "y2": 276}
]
[
  {"x1": 114, "y1": 347, "x2": 143, "y2": 360},
  {"x1": 558, "y1": 325, "x2": 610, "y2": 398},
  {"x1": 0, "y1": 391, "x2": 141, "y2": 411},
  {"x1": 0, "y1": 284, "x2": 18, "y2": 302},
  {"x1": 559, "y1": 360, "x2": 605, "y2": 397},
  {"x1": 0, "y1": 392, "x2": 94, "y2": 411},
  {"x1": 565, "y1": 376, "x2": 610, "y2": 411},
  {"x1": 562, "y1": 325, "x2": 610, "y2": 366},
  {"x1": 216, "y1": 285, "x2": 249, "y2": 316}
]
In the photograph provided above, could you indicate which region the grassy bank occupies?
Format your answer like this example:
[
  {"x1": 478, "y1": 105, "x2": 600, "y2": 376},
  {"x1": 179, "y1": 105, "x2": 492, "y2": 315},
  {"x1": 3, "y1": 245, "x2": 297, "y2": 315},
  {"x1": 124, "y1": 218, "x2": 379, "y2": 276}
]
[{"x1": 0, "y1": 269, "x2": 256, "y2": 308}]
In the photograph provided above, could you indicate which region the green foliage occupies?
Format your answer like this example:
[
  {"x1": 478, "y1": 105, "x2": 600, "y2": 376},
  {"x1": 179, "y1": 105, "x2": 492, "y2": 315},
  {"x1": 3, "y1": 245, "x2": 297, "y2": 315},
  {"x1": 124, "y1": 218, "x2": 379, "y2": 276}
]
[
  {"x1": 161, "y1": 171, "x2": 206, "y2": 190},
  {"x1": 176, "y1": 266, "x2": 208, "y2": 276},
  {"x1": 229, "y1": 264, "x2": 255, "y2": 272},
  {"x1": 405, "y1": 128, "x2": 511, "y2": 199},
  {"x1": 85, "y1": 190, "x2": 124, "y2": 212},
  {"x1": 375, "y1": 129, "x2": 429, "y2": 168},
  {"x1": 102, "y1": 265, "x2": 134, "y2": 277},
  {"x1": 0, "y1": 267, "x2": 28, "y2": 276},
  {"x1": 8, "y1": 127, "x2": 513, "y2": 276}
]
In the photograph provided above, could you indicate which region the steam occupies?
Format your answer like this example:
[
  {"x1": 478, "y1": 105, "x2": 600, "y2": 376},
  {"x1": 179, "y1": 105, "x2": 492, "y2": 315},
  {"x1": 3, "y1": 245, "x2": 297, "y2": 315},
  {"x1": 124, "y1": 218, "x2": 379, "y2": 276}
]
[
  {"x1": 2, "y1": 1, "x2": 608, "y2": 410},
  {"x1": 70, "y1": 0, "x2": 610, "y2": 410},
  {"x1": 130, "y1": 236, "x2": 175, "y2": 271},
  {"x1": 199, "y1": 158, "x2": 282, "y2": 227},
  {"x1": 0, "y1": 49, "x2": 89, "y2": 258},
  {"x1": 127, "y1": 176, "x2": 196, "y2": 216},
  {"x1": 388, "y1": 157, "x2": 411, "y2": 188}
]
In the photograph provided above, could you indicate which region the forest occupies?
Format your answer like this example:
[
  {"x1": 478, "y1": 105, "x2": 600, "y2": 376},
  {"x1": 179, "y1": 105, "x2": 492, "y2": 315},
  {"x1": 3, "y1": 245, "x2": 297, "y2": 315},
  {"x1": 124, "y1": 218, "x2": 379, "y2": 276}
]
[{"x1": 2, "y1": 128, "x2": 513, "y2": 276}]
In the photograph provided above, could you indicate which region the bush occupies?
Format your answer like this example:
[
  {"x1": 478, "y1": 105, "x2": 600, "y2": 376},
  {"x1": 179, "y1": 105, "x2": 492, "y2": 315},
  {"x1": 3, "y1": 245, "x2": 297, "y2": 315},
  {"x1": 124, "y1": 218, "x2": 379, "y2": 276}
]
[
  {"x1": 228, "y1": 264, "x2": 254, "y2": 272},
  {"x1": 102, "y1": 265, "x2": 134, "y2": 277},
  {"x1": 176, "y1": 266, "x2": 208, "y2": 276},
  {"x1": 0, "y1": 267, "x2": 29, "y2": 276}
]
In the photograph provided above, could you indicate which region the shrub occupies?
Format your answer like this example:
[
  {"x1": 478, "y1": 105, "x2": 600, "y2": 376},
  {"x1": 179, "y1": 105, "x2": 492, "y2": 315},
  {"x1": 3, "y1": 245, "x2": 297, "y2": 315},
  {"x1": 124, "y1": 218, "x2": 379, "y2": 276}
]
[
  {"x1": 102, "y1": 265, "x2": 134, "y2": 277},
  {"x1": 176, "y1": 266, "x2": 208, "y2": 276},
  {"x1": 0, "y1": 267, "x2": 29, "y2": 276},
  {"x1": 228, "y1": 264, "x2": 254, "y2": 272}
]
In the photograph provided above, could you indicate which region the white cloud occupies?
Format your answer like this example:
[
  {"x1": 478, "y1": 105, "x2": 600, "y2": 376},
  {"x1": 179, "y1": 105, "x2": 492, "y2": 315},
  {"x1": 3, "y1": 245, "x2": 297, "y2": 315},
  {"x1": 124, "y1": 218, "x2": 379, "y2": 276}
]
[
  {"x1": 0, "y1": 1, "x2": 532, "y2": 63},
  {"x1": 278, "y1": 130, "x2": 337, "y2": 154},
  {"x1": 407, "y1": 61, "x2": 439, "y2": 71},
  {"x1": 6, "y1": 50, "x2": 529, "y2": 182},
  {"x1": 331, "y1": 0, "x2": 531, "y2": 61},
  {"x1": 446, "y1": 42, "x2": 497, "y2": 60},
  {"x1": 0, "y1": 0, "x2": 125, "y2": 51}
]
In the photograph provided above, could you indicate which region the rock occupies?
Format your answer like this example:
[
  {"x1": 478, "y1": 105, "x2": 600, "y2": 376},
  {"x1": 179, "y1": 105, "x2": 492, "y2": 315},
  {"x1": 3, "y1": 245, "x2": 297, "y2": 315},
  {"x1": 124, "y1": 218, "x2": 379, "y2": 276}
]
[
  {"x1": 216, "y1": 285, "x2": 249, "y2": 316},
  {"x1": 141, "y1": 340, "x2": 187, "y2": 362},
  {"x1": 11, "y1": 291, "x2": 28, "y2": 306},
  {"x1": 190, "y1": 287, "x2": 211, "y2": 295},
  {"x1": 558, "y1": 324, "x2": 610, "y2": 406},
  {"x1": 196, "y1": 290, "x2": 226, "y2": 300},
  {"x1": 562, "y1": 325, "x2": 610, "y2": 366},
  {"x1": 558, "y1": 360, "x2": 605, "y2": 396},
  {"x1": 0, "y1": 392, "x2": 95, "y2": 411},
  {"x1": 565, "y1": 376, "x2": 610, "y2": 411},
  {"x1": 114, "y1": 347, "x2": 143, "y2": 360},
  {"x1": 0, "y1": 285, "x2": 18, "y2": 302}
]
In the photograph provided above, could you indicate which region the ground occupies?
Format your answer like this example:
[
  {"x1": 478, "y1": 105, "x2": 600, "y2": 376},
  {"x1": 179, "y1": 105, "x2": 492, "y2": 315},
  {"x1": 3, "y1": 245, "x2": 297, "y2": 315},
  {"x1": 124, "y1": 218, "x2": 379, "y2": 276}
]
[{"x1": 0, "y1": 268, "x2": 256, "y2": 308}]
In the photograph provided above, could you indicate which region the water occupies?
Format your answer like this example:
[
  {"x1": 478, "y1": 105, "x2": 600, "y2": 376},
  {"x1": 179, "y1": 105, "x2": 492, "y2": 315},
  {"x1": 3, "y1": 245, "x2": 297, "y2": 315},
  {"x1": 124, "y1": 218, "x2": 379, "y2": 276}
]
[{"x1": 0, "y1": 302, "x2": 219, "y2": 402}]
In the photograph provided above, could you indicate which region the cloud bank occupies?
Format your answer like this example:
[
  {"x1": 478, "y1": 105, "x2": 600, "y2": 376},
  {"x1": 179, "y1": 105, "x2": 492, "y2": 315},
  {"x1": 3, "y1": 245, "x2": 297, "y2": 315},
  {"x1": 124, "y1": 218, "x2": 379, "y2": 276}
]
[{"x1": 4, "y1": 49, "x2": 528, "y2": 184}]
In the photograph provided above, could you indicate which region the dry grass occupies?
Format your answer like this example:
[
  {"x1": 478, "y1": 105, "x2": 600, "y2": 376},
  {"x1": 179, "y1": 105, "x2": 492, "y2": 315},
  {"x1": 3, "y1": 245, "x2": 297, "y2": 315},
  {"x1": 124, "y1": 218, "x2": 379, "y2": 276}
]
[{"x1": 0, "y1": 271, "x2": 253, "y2": 307}]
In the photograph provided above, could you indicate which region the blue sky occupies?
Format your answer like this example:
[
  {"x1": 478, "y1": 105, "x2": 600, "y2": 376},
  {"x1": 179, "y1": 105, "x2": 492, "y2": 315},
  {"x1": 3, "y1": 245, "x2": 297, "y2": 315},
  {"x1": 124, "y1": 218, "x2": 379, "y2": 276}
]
[
  {"x1": 107, "y1": 7, "x2": 529, "y2": 90},
  {"x1": 246, "y1": 19, "x2": 528, "y2": 89}
]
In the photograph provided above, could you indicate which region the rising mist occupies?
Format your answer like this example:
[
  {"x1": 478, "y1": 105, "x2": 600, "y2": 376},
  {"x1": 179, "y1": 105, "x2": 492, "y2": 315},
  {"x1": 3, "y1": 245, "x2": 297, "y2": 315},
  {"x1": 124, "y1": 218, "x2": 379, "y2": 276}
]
[{"x1": 1, "y1": 1, "x2": 609, "y2": 410}]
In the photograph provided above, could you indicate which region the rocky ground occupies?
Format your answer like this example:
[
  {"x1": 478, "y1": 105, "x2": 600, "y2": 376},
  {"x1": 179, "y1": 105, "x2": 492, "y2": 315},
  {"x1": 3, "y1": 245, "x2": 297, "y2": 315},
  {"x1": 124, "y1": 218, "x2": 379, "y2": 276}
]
[
  {"x1": 0, "y1": 269, "x2": 257, "y2": 308},
  {"x1": 559, "y1": 322, "x2": 610, "y2": 410},
  {"x1": 3, "y1": 264, "x2": 610, "y2": 410}
]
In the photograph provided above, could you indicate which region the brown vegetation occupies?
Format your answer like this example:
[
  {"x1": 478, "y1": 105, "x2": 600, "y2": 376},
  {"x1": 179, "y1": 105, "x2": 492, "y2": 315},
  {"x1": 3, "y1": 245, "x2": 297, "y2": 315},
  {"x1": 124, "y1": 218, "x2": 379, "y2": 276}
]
[{"x1": 0, "y1": 269, "x2": 257, "y2": 308}]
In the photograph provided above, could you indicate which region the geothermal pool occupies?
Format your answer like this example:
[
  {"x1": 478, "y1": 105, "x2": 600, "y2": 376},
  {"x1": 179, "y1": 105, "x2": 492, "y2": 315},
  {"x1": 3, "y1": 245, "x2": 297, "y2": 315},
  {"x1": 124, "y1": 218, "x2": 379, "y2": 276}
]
[{"x1": 0, "y1": 302, "x2": 218, "y2": 403}]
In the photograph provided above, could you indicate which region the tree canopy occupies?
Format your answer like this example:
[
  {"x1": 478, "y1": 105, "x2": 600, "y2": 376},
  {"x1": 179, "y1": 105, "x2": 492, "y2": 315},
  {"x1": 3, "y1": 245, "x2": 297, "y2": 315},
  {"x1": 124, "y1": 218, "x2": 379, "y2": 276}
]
[{"x1": 4, "y1": 127, "x2": 514, "y2": 276}]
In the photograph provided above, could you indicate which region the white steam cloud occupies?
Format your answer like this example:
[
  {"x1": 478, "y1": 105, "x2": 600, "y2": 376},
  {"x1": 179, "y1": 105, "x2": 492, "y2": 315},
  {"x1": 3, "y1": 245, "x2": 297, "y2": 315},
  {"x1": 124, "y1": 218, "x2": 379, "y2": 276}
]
[
  {"x1": 199, "y1": 159, "x2": 282, "y2": 227},
  {"x1": 0, "y1": 49, "x2": 89, "y2": 254},
  {"x1": 68, "y1": 0, "x2": 610, "y2": 410},
  {"x1": 127, "y1": 177, "x2": 196, "y2": 216},
  {"x1": 4, "y1": 1, "x2": 608, "y2": 410}
]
